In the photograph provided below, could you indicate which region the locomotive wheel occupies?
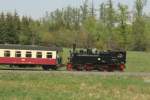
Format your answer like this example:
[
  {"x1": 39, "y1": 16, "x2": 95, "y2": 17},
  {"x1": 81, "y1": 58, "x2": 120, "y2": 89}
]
[
  {"x1": 76, "y1": 64, "x2": 84, "y2": 71},
  {"x1": 84, "y1": 64, "x2": 93, "y2": 71},
  {"x1": 119, "y1": 64, "x2": 125, "y2": 72},
  {"x1": 98, "y1": 65, "x2": 109, "y2": 72},
  {"x1": 67, "y1": 63, "x2": 73, "y2": 71},
  {"x1": 107, "y1": 65, "x2": 115, "y2": 72},
  {"x1": 42, "y1": 65, "x2": 50, "y2": 70},
  {"x1": 97, "y1": 67, "x2": 105, "y2": 71}
]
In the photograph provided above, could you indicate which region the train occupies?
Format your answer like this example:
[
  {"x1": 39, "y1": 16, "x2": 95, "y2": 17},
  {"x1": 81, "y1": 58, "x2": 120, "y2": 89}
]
[
  {"x1": 67, "y1": 44, "x2": 126, "y2": 72},
  {"x1": 0, "y1": 44, "x2": 126, "y2": 71}
]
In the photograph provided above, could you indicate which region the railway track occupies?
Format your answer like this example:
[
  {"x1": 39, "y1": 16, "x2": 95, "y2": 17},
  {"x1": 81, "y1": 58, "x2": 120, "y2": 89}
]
[{"x1": 0, "y1": 68, "x2": 150, "y2": 76}]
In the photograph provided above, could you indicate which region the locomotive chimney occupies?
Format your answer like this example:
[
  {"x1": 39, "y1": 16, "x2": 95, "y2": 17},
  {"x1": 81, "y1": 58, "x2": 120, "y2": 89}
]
[{"x1": 73, "y1": 43, "x2": 76, "y2": 53}]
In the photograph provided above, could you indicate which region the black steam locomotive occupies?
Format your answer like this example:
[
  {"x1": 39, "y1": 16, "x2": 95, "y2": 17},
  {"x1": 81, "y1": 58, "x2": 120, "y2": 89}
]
[{"x1": 67, "y1": 44, "x2": 126, "y2": 72}]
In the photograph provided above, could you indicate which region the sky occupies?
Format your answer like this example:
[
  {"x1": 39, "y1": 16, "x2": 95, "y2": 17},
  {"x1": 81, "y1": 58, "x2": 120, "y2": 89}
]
[{"x1": 0, "y1": 0, "x2": 149, "y2": 19}]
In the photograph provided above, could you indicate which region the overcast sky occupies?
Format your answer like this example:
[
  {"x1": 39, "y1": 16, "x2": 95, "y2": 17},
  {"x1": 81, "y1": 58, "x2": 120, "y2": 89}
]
[{"x1": 0, "y1": 0, "x2": 149, "y2": 19}]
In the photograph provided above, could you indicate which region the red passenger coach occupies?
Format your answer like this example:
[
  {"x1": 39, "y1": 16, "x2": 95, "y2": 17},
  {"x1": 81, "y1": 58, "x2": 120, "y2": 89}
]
[{"x1": 0, "y1": 44, "x2": 61, "y2": 70}]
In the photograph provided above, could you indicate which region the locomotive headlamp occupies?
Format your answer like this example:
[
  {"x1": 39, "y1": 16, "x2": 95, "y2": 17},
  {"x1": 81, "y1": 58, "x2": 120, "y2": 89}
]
[{"x1": 98, "y1": 58, "x2": 101, "y2": 61}]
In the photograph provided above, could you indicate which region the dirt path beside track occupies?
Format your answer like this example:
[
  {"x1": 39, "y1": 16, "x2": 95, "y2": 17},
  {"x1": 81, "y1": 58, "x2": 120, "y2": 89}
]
[{"x1": 0, "y1": 69, "x2": 150, "y2": 76}]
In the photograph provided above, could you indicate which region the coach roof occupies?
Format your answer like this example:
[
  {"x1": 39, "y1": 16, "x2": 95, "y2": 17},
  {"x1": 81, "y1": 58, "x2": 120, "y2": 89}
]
[{"x1": 0, "y1": 44, "x2": 62, "y2": 51}]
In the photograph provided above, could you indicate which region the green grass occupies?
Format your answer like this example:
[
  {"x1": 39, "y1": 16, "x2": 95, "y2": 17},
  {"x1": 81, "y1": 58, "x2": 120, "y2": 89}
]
[
  {"x1": 126, "y1": 51, "x2": 150, "y2": 72},
  {"x1": 0, "y1": 71, "x2": 150, "y2": 100}
]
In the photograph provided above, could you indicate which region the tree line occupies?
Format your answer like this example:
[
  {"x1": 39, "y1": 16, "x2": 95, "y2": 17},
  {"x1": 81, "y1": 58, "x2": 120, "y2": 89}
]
[{"x1": 0, "y1": 0, "x2": 150, "y2": 51}]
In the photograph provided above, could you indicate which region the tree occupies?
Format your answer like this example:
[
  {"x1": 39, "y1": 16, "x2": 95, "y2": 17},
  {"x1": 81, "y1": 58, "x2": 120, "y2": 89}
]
[
  {"x1": 80, "y1": 0, "x2": 89, "y2": 21},
  {"x1": 144, "y1": 15, "x2": 150, "y2": 51},
  {"x1": 132, "y1": 0, "x2": 147, "y2": 51},
  {"x1": 0, "y1": 12, "x2": 6, "y2": 43},
  {"x1": 117, "y1": 3, "x2": 129, "y2": 49},
  {"x1": 19, "y1": 16, "x2": 32, "y2": 45},
  {"x1": 99, "y1": 3, "x2": 106, "y2": 23},
  {"x1": 4, "y1": 12, "x2": 19, "y2": 44},
  {"x1": 81, "y1": 16, "x2": 97, "y2": 48},
  {"x1": 105, "y1": 0, "x2": 116, "y2": 49},
  {"x1": 29, "y1": 20, "x2": 41, "y2": 45}
]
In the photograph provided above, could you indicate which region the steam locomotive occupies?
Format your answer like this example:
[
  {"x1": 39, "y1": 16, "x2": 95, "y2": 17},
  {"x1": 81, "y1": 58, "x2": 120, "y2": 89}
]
[{"x1": 67, "y1": 44, "x2": 126, "y2": 72}]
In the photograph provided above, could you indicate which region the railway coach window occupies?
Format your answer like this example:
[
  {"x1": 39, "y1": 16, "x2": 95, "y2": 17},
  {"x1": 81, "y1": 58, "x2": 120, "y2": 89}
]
[
  {"x1": 47, "y1": 52, "x2": 52, "y2": 58},
  {"x1": 36, "y1": 52, "x2": 42, "y2": 58},
  {"x1": 26, "y1": 52, "x2": 32, "y2": 58},
  {"x1": 4, "y1": 51, "x2": 10, "y2": 57},
  {"x1": 15, "y1": 51, "x2": 21, "y2": 57}
]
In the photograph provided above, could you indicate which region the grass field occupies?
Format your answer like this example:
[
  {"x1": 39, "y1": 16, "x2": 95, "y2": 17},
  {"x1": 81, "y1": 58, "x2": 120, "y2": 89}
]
[
  {"x1": 62, "y1": 49, "x2": 150, "y2": 72},
  {"x1": 0, "y1": 71, "x2": 150, "y2": 100},
  {"x1": 126, "y1": 51, "x2": 150, "y2": 72}
]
